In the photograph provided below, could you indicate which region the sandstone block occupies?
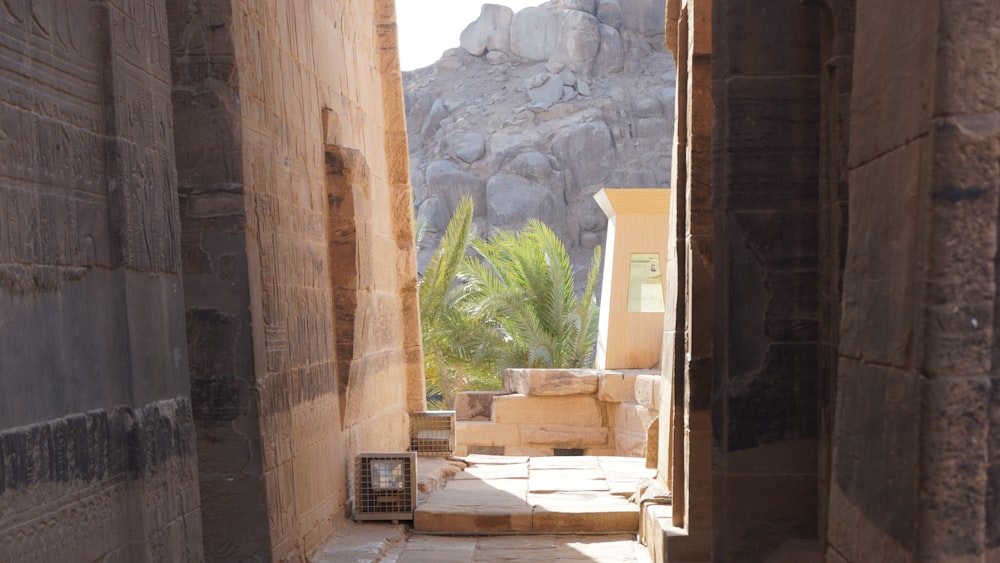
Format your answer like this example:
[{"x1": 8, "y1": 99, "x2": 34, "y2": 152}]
[
  {"x1": 529, "y1": 492, "x2": 639, "y2": 532},
  {"x1": 455, "y1": 391, "x2": 504, "y2": 421},
  {"x1": 634, "y1": 375, "x2": 661, "y2": 408},
  {"x1": 615, "y1": 429, "x2": 645, "y2": 456},
  {"x1": 598, "y1": 371, "x2": 634, "y2": 402},
  {"x1": 521, "y1": 424, "x2": 610, "y2": 447},
  {"x1": 456, "y1": 421, "x2": 520, "y2": 447},
  {"x1": 492, "y1": 395, "x2": 603, "y2": 426},
  {"x1": 504, "y1": 368, "x2": 600, "y2": 396},
  {"x1": 506, "y1": 446, "x2": 561, "y2": 457}
]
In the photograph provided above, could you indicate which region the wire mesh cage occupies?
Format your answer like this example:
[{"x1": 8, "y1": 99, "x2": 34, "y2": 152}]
[
  {"x1": 409, "y1": 410, "x2": 456, "y2": 456},
  {"x1": 353, "y1": 452, "x2": 417, "y2": 521}
]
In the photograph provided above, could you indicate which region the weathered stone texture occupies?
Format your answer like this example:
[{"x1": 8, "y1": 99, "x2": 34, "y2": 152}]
[
  {"x1": 1, "y1": 1, "x2": 198, "y2": 559},
  {"x1": 0, "y1": 400, "x2": 201, "y2": 563}
]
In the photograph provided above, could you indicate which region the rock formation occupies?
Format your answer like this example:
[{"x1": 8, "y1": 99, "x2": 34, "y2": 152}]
[{"x1": 404, "y1": 0, "x2": 674, "y2": 279}]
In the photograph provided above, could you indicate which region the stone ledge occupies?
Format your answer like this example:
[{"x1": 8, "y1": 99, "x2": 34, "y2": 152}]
[
  {"x1": 455, "y1": 391, "x2": 505, "y2": 421},
  {"x1": 521, "y1": 424, "x2": 610, "y2": 447},
  {"x1": 597, "y1": 371, "x2": 634, "y2": 402},
  {"x1": 639, "y1": 503, "x2": 710, "y2": 563},
  {"x1": 504, "y1": 368, "x2": 601, "y2": 396}
]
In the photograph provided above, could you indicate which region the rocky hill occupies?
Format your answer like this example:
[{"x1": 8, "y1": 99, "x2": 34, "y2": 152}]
[{"x1": 404, "y1": 0, "x2": 675, "y2": 279}]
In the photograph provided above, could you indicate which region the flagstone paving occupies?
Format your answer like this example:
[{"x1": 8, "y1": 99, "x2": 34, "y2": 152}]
[
  {"x1": 313, "y1": 455, "x2": 656, "y2": 562},
  {"x1": 414, "y1": 455, "x2": 655, "y2": 534}
]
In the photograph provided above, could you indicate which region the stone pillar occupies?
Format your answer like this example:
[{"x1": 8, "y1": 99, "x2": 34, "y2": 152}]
[
  {"x1": 0, "y1": 1, "x2": 201, "y2": 560},
  {"x1": 656, "y1": 0, "x2": 713, "y2": 559},
  {"x1": 828, "y1": 0, "x2": 1000, "y2": 561},
  {"x1": 168, "y1": 0, "x2": 418, "y2": 559},
  {"x1": 711, "y1": 0, "x2": 824, "y2": 560}
]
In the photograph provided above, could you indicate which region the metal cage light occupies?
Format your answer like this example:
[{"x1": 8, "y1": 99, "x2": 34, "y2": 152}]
[
  {"x1": 353, "y1": 452, "x2": 417, "y2": 520},
  {"x1": 409, "y1": 410, "x2": 456, "y2": 456}
]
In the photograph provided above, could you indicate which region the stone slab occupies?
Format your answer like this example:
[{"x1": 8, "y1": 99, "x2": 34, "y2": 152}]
[
  {"x1": 462, "y1": 454, "x2": 529, "y2": 465},
  {"x1": 521, "y1": 425, "x2": 610, "y2": 447},
  {"x1": 455, "y1": 391, "x2": 505, "y2": 421},
  {"x1": 529, "y1": 478, "x2": 610, "y2": 493},
  {"x1": 529, "y1": 456, "x2": 601, "y2": 470},
  {"x1": 633, "y1": 375, "x2": 662, "y2": 409},
  {"x1": 492, "y1": 395, "x2": 603, "y2": 425},
  {"x1": 413, "y1": 507, "x2": 534, "y2": 533},
  {"x1": 457, "y1": 421, "x2": 520, "y2": 447},
  {"x1": 529, "y1": 492, "x2": 639, "y2": 533},
  {"x1": 453, "y1": 462, "x2": 529, "y2": 480},
  {"x1": 504, "y1": 368, "x2": 601, "y2": 396},
  {"x1": 598, "y1": 371, "x2": 635, "y2": 402}
]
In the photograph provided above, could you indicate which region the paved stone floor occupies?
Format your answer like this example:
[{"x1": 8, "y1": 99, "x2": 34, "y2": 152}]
[
  {"x1": 313, "y1": 455, "x2": 656, "y2": 562},
  {"x1": 415, "y1": 455, "x2": 655, "y2": 534},
  {"x1": 385, "y1": 533, "x2": 651, "y2": 562},
  {"x1": 312, "y1": 523, "x2": 650, "y2": 562}
]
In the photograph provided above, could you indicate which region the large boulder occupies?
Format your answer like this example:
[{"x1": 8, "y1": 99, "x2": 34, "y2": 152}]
[
  {"x1": 550, "y1": 120, "x2": 613, "y2": 187},
  {"x1": 596, "y1": 0, "x2": 623, "y2": 27},
  {"x1": 460, "y1": 4, "x2": 514, "y2": 56},
  {"x1": 551, "y1": 10, "x2": 602, "y2": 71},
  {"x1": 404, "y1": 0, "x2": 676, "y2": 282},
  {"x1": 526, "y1": 73, "x2": 565, "y2": 108},
  {"x1": 425, "y1": 160, "x2": 487, "y2": 215},
  {"x1": 507, "y1": 151, "x2": 558, "y2": 182},
  {"x1": 562, "y1": 0, "x2": 596, "y2": 14},
  {"x1": 618, "y1": 0, "x2": 667, "y2": 36},
  {"x1": 486, "y1": 174, "x2": 564, "y2": 229},
  {"x1": 446, "y1": 132, "x2": 486, "y2": 163},
  {"x1": 509, "y1": 6, "x2": 560, "y2": 61},
  {"x1": 592, "y1": 24, "x2": 625, "y2": 76}
]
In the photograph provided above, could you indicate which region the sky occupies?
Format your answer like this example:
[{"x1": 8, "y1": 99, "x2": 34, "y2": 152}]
[{"x1": 395, "y1": 0, "x2": 543, "y2": 71}]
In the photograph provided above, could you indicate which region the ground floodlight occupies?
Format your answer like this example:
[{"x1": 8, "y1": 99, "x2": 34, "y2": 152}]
[
  {"x1": 409, "y1": 410, "x2": 456, "y2": 456},
  {"x1": 354, "y1": 452, "x2": 417, "y2": 520}
]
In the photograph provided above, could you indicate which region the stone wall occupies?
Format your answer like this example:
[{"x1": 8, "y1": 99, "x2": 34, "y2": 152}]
[
  {"x1": 828, "y1": 1, "x2": 1000, "y2": 561},
  {"x1": 657, "y1": 0, "x2": 1000, "y2": 562},
  {"x1": 169, "y1": 0, "x2": 421, "y2": 560},
  {"x1": 2, "y1": 1, "x2": 419, "y2": 561},
  {"x1": 0, "y1": 1, "x2": 201, "y2": 560},
  {"x1": 455, "y1": 369, "x2": 659, "y2": 458}
]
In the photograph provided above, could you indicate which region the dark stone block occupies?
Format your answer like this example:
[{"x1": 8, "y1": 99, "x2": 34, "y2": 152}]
[
  {"x1": 51, "y1": 418, "x2": 70, "y2": 483},
  {"x1": 733, "y1": 211, "x2": 819, "y2": 272},
  {"x1": 719, "y1": 0, "x2": 823, "y2": 77},
  {"x1": 726, "y1": 343, "x2": 818, "y2": 452},
  {"x1": 689, "y1": 357, "x2": 713, "y2": 412},
  {"x1": 191, "y1": 376, "x2": 242, "y2": 423},
  {"x1": 832, "y1": 360, "x2": 920, "y2": 548},
  {"x1": 989, "y1": 379, "x2": 1000, "y2": 549}
]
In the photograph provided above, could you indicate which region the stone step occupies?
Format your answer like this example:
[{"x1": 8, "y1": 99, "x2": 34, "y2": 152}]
[{"x1": 413, "y1": 455, "x2": 654, "y2": 535}]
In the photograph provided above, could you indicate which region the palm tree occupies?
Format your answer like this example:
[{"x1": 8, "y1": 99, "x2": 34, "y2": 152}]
[
  {"x1": 463, "y1": 220, "x2": 602, "y2": 369},
  {"x1": 418, "y1": 197, "x2": 504, "y2": 408},
  {"x1": 418, "y1": 199, "x2": 603, "y2": 407}
]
